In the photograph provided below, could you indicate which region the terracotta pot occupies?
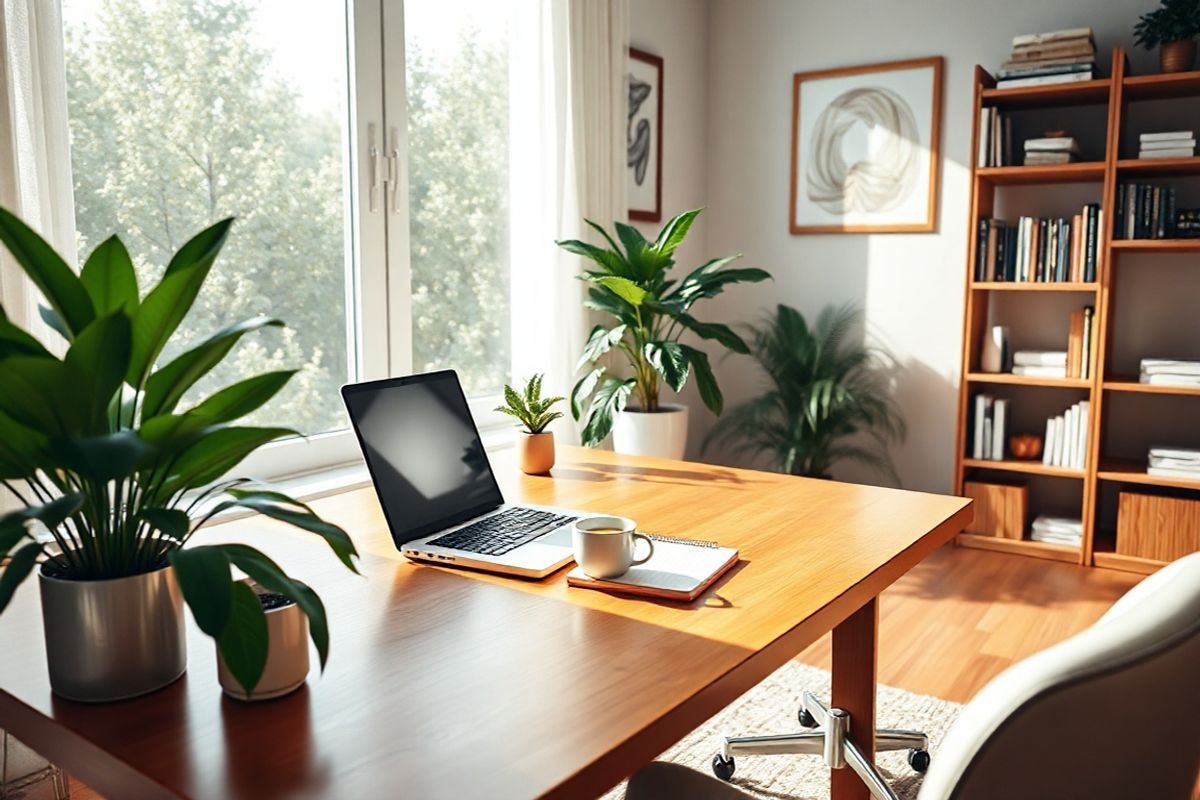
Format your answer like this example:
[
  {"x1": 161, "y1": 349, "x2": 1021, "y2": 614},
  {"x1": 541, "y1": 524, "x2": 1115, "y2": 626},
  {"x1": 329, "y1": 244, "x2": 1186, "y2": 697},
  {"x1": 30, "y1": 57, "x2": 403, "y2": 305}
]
[
  {"x1": 612, "y1": 404, "x2": 689, "y2": 459},
  {"x1": 517, "y1": 431, "x2": 555, "y2": 474},
  {"x1": 1160, "y1": 39, "x2": 1196, "y2": 73},
  {"x1": 218, "y1": 582, "x2": 310, "y2": 701}
]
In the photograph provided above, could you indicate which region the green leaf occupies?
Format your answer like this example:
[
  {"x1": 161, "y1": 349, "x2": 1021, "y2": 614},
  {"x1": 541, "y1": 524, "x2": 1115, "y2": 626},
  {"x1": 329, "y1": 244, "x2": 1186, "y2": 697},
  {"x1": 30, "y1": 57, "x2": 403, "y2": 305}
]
[
  {"x1": 676, "y1": 266, "x2": 772, "y2": 305},
  {"x1": 645, "y1": 341, "x2": 690, "y2": 393},
  {"x1": 580, "y1": 378, "x2": 634, "y2": 447},
  {"x1": 0, "y1": 357, "x2": 88, "y2": 436},
  {"x1": 593, "y1": 276, "x2": 648, "y2": 307},
  {"x1": 220, "y1": 491, "x2": 359, "y2": 573},
  {"x1": 0, "y1": 542, "x2": 42, "y2": 613},
  {"x1": 80, "y1": 236, "x2": 138, "y2": 315},
  {"x1": 570, "y1": 366, "x2": 605, "y2": 421},
  {"x1": 675, "y1": 314, "x2": 750, "y2": 354},
  {"x1": 680, "y1": 344, "x2": 723, "y2": 415},
  {"x1": 614, "y1": 222, "x2": 649, "y2": 265},
  {"x1": 577, "y1": 324, "x2": 627, "y2": 369},
  {"x1": 217, "y1": 580, "x2": 269, "y2": 695},
  {"x1": 554, "y1": 238, "x2": 629, "y2": 277},
  {"x1": 0, "y1": 493, "x2": 84, "y2": 545},
  {"x1": 141, "y1": 316, "x2": 284, "y2": 419},
  {"x1": 218, "y1": 543, "x2": 330, "y2": 670},
  {"x1": 0, "y1": 410, "x2": 49, "y2": 479},
  {"x1": 139, "y1": 508, "x2": 191, "y2": 543},
  {"x1": 186, "y1": 370, "x2": 296, "y2": 425},
  {"x1": 38, "y1": 305, "x2": 73, "y2": 341},
  {"x1": 0, "y1": 207, "x2": 95, "y2": 336},
  {"x1": 0, "y1": 307, "x2": 51, "y2": 360},
  {"x1": 584, "y1": 286, "x2": 637, "y2": 325},
  {"x1": 126, "y1": 219, "x2": 235, "y2": 389},
  {"x1": 45, "y1": 431, "x2": 149, "y2": 482},
  {"x1": 583, "y1": 219, "x2": 625, "y2": 257},
  {"x1": 653, "y1": 208, "x2": 703, "y2": 257},
  {"x1": 165, "y1": 426, "x2": 296, "y2": 491},
  {"x1": 169, "y1": 545, "x2": 233, "y2": 637},
  {"x1": 64, "y1": 310, "x2": 132, "y2": 431}
]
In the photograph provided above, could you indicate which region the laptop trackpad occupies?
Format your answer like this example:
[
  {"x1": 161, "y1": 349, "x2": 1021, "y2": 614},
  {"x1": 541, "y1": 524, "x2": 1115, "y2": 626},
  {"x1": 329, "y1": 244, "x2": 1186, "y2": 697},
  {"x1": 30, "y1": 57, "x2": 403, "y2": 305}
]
[{"x1": 540, "y1": 525, "x2": 574, "y2": 548}]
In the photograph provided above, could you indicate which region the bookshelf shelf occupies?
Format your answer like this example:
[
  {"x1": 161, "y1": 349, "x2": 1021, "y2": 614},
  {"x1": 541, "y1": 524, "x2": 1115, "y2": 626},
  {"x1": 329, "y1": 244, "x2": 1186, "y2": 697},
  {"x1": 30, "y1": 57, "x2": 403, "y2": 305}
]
[
  {"x1": 970, "y1": 281, "x2": 1098, "y2": 292},
  {"x1": 1092, "y1": 548, "x2": 1165, "y2": 575},
  {"x1": 976, "y1": 162, "x2": 1105, "y2": 185},
  {"x1": 966, "y1": 372, "x2": 1091, "y2": 389},
  {"x1": 1102, "y1": 377, "x2": 1200, "y2": 396},
  {"x1": 1123, "y1": 69, "x2": 1200, "y2": 101},
  {"x1": 1096, "y1": 459, "x2": 1200, "y2": 491},
  {"x1": 1110, "y1": 239, "x2": 1200, "y2": 253},
  {"x1": 981, "y1": 78, "x2": 1112, "y2": 108},
  {"x1": 1115, "y1": 157, "x2": 1200, "y2": 176},
  {"x1": 962, "y1": 457, "x2": 1085, "y2": 479},
  {"x1": 956, "y1": 533, "x2": 1080, "y2": 563}
]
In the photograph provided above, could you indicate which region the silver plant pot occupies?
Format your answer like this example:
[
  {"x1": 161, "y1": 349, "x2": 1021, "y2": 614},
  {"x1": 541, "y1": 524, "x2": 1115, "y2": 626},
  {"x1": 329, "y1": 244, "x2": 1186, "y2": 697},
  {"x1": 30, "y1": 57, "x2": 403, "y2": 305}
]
[
  {"x1": 217, "y1": 583, "x2": 310, "y2": 701},
  {"x1": 38, "y1": 564, "x2": 186, "y2": 703}
]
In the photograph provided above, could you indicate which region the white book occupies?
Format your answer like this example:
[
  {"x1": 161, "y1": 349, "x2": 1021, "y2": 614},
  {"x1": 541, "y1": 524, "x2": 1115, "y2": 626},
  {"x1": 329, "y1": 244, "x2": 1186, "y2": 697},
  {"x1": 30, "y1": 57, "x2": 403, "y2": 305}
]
[
  {"x1": 1013, "y1": 365, "x2": 1068, "y2": 378},
  {"x1": 1149, "y1": 446, "x2": 1200, "y2": 459},
  {"x1": 1081, "y1": 311, "x2": 1093, "y2": 379},
  {"x1": 1025, "y1": 137, "x2": 1080, "y2": 152},
  {"x1": 978, "y1": 107, "x2": 991, "y2": 167},
  {"x1": 1140, "y1": 374, "x2": 1200, "y2": 386},
  {"x1": 1052, "y1": 415, "x2": 1066, "y2": 466},
  {"x1": 1013, "y1": 28, "x2": 1094, "y2": 47},
  {"x1": 1140, "y1": 360, "x2": 1200, "y2": 374},
  {"x1": 1138, "y1": 148, "x2": 1195, "y2": 159},
  {"x1": 1141, "y1": 358, "x2": 1200, "y2": 368},
  {"x1": 1064, "y1": 405, "x2": 1078, "y2": 468},
  {"x1": 1076, "y1": 401, "x2": 1089, "y2": 469},
  {"x1": 998, "y1": 71, "x2": 1093, "y2": 89},
  {"x1": 1140, "y1": 138, "x2": 1196, "y2": 151},
  {"x1": 982, "y1": 417, "x2": 993, "y2": 460},
  {"x1": 991, "y1": 399, "x2": 1008, "y2": 461},
  {"x1": 973, "y1": 395, "x2": 992, "y2": 459},
  {"x1": 1148, "y1": 466, "x2": 1200, "y2": 480},
  {"x1": 1042, "y1": 416, "x2": 1056, "y2": 466},
  {"x1": 1014, "y1": 350, "x2": 1068, "y2": 366},
  {"x1": 1149, "y1": 455, "x2": 1200, "y2": 468},
  {"x1": 1140, "y1": 130, "x2": 1194, "y2": 142}
]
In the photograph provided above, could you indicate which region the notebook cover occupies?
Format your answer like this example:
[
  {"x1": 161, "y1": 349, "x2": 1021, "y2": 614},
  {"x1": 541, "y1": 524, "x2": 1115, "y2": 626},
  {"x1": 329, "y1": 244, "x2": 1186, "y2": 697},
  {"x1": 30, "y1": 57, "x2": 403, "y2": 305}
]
[{"x1": 566, "y1": 539, "x2": 740, "y2": 602}]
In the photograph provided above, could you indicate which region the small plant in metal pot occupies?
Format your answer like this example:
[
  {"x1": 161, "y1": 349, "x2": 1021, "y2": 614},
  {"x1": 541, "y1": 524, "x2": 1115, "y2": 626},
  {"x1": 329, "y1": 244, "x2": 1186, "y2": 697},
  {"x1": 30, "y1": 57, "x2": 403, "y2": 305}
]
[
  {"x1": 0, "y1": 209, "x2": 359, "y2": 702},
  {"x1": 495, "y1": 374, "x2": 563, "y2": 474}
]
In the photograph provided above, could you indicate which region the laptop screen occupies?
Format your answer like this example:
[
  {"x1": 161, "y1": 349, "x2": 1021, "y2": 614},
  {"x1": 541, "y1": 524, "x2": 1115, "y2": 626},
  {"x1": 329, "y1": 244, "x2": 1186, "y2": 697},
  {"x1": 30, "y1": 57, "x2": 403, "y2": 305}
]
[{"x1": 342, "y1": 371, "x2": 504, "y2": 546}]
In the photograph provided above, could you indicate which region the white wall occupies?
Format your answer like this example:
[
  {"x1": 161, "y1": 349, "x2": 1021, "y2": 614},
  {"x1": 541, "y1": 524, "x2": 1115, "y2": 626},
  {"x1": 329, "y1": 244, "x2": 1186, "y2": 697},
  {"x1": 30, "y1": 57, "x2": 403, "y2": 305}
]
[{"x1": 700, "y1": 0, "x2": 1160, "y2": 493}]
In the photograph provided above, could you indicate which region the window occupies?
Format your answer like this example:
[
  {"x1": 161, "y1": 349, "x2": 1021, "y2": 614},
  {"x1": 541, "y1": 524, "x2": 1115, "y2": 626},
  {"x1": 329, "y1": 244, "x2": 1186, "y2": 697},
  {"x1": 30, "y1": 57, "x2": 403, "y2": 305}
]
[{"x1": 55, "y1": 0, "x2": 519, "y2": 478}]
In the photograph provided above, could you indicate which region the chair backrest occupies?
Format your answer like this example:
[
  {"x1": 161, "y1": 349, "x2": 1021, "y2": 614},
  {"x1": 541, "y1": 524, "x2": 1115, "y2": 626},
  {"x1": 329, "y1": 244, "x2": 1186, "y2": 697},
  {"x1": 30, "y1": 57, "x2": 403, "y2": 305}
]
[{"x1": 917, "y1": 551, "x2": 1200, "y2": 800}]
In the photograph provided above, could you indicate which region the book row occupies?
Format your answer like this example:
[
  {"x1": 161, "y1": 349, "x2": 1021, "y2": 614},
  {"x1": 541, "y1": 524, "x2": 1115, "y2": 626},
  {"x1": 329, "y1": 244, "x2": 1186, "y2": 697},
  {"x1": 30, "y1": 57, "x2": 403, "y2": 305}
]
[
  {"x1": 1113, "y1": 184, "x2": 1200, "y2": 240},
  {"x1": 1043, "y1": 400, "x2": 1090, "y2": 470},
  {"x1": 974, "y1": 206, "x2": 1101, "y2": 283}
]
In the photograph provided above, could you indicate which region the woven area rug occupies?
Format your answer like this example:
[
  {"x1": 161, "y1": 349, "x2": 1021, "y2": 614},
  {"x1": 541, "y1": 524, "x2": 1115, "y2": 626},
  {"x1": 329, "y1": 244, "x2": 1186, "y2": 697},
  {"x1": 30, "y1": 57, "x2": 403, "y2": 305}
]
[{"x1": 601, "y1": 661, "x2": 961, "y2": 800}]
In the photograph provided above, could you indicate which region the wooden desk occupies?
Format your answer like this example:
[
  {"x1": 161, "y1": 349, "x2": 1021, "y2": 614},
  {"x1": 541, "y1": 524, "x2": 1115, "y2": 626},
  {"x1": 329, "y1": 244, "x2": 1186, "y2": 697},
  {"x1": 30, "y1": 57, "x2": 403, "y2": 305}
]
[{"x1": 0, "y1": 447, "x2": 970, "y2": 800}]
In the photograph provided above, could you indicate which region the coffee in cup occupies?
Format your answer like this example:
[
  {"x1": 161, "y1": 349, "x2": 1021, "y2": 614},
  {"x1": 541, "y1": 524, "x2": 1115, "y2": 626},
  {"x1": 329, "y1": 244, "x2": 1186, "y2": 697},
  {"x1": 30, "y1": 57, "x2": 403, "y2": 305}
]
[{"x1": 572, "y1": 516, "x2": 655, "y2": 579}]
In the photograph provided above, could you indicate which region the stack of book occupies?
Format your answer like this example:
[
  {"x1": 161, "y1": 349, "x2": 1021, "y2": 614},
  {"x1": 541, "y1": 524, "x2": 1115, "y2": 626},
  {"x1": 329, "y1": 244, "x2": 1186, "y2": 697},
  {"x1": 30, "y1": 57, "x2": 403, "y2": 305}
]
[
  {"x1": 1115, "y1": 184, "x2": 1175, "y2": 239},
  {"x1": 1140, "y1": 358, "x2": 1200, "y2": 386},
  {"x1": 1148, "y1": 447, "x2": 1200, "y2": 480},
  {"x1": 997, "y1": 28, "x2": 1096, "y2": 88},
  {"x1": 1024, "y1": 135, "x2": 1079, "y2": 166},
  {"x1": 1030, "y1": 515, "x2": 1083, "y2": 546},
  {"x1": 1042, "y1": 400, "x2": 1090, "y2": 469},
  {"x1": 974, "y1": 204, "x2": 1100, "y2": 282},
  {"x1": 976, "y1": 108, "x2": 1013, "y2": 167},
  {"x1": 1012, "y1": 350, "x2": 1067, "y2": 378},
  {"x1": 971, "y1": 395, "x2": 1009, "y2": 461},
  {"x1": 1176, "y1": 209, "x2": 1200, "y2": 239},
  {"x1": 1138, "y1": 131, "x2": 1195, "y2": 160}
]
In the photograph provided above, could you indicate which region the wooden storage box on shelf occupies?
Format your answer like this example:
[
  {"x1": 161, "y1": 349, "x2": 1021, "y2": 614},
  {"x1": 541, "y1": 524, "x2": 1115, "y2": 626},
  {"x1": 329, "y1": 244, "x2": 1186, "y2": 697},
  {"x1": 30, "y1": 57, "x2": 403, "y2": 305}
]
[
  {"x1": 1116, "y1": 490, "x2": 1200, "y2": 562},
  {"x1": 963, "y1": 480, "x2": 1028, "y2": 540}
]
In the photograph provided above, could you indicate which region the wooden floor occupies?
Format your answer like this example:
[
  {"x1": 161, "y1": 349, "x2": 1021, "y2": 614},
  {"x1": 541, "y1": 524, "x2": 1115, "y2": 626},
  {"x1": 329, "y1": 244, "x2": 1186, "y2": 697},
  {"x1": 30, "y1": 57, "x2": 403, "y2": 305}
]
[{"x1": 66, "y1": 544, "x2": 1140, "y2": 799}]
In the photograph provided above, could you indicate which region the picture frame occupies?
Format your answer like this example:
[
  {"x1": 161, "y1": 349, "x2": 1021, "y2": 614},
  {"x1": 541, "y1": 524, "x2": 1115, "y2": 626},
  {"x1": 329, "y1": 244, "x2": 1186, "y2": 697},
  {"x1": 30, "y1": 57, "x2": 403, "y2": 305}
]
[
  {"x1": 627, "y1": 47, "x2": 663, "y2": 222},
  {"x1": 789, "y1": 56, "x2": 943, "y2": 234}
]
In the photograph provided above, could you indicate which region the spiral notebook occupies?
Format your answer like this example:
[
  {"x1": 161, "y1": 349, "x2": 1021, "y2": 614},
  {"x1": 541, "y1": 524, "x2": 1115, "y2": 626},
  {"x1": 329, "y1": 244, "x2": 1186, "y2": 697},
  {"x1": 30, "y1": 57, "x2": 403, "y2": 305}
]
[{"x1": 566, "y1": 534, "x2": 739, "y2": 602}]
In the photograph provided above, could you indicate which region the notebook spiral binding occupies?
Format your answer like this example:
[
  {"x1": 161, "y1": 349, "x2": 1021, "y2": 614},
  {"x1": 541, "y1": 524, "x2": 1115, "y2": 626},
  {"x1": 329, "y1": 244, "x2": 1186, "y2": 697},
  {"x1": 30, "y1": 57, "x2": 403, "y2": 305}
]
[{"x1": 644, "y1": 533, "x2": 719, "y2": 549}]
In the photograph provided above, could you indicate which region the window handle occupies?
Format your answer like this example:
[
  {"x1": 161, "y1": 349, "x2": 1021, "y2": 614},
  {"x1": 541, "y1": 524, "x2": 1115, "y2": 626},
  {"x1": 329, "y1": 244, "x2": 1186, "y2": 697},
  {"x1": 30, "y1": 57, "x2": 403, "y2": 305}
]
[
  {"x1": 387, "y1": 126, "x2": 401, "y2": 215},
  {"x1": 368, "y1": 123, "x2": 381, "y2": 213}
]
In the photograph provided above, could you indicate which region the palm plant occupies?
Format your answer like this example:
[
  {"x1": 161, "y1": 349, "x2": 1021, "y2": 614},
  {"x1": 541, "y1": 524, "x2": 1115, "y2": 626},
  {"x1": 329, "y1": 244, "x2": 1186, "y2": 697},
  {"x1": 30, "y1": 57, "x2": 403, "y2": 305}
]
[
  {"x1": 556, "y1": 209, "x2": 770, "y2": 446},
  {"x1": 703, "y1": 304, "x2": 906, "y2": 483},
  {"x1": 495, "y1": 374, "x2": 564, "y2": 434},
  {"x1": 0, "y1": 208, "x2": 358, "y2": 694}
]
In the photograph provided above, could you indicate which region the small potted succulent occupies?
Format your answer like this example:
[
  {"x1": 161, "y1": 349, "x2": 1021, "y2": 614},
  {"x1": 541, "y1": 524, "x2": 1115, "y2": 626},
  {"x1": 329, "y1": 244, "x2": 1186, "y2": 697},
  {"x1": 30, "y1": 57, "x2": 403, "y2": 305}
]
[
  {"x1": 1135, "y1": 0, "x2": 1200, "y2": 73},
  {"x1": 495, "y1": 374, "x2": 564, "y2": 474}
]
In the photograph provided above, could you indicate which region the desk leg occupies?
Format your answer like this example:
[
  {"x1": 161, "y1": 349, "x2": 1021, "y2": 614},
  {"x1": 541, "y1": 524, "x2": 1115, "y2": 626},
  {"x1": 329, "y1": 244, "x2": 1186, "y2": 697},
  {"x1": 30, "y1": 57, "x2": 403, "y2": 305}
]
[{"x1": 830, "y1": 597, "x2": 878, "y2": 800}]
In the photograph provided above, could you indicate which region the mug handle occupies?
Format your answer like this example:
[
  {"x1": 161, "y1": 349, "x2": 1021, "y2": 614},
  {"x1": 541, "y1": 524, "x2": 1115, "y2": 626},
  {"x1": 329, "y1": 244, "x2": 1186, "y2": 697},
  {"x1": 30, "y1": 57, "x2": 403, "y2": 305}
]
[{"x1": 630, "y1": 533, "x2": 655, "y2": 566}]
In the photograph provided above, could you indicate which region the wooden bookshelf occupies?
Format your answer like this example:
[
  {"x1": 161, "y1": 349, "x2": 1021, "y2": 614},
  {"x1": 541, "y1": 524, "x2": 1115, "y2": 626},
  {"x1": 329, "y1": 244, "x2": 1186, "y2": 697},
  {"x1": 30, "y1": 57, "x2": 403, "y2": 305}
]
[{"x1": 954, "y1": 49, "x2": 1200, "y2": 573}]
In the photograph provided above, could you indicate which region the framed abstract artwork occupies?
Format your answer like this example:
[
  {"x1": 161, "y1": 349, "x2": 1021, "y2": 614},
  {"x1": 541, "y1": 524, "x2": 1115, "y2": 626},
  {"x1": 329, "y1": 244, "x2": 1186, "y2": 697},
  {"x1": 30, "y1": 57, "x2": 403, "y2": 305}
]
[
  {"x1": 790, "y1": 56, "x2": 943, "y2": 234},
  {"x1": 628, "y1": 47, "x2": 663, "y2": 222}
]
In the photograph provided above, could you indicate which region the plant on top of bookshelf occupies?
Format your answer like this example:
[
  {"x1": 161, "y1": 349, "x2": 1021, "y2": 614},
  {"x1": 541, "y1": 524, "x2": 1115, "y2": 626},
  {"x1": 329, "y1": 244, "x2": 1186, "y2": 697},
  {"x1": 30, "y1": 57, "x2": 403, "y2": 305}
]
[
  {"x1": 702, "y1": 304, "x2": 906, "y2": 483},
  {"x1": 1133, "y1": 0, "x2": 1200, "y2": 73}
]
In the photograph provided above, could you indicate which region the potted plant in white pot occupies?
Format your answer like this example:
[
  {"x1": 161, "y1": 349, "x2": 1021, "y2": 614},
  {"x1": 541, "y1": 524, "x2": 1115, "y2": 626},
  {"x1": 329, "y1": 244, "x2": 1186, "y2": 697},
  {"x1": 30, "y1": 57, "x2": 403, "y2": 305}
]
[
  {"x1": 556, "y1": 209, "x2": 770, "y2": 458},
  {"x1": 0, "y1": 208, "x2": 358, "y2": 702},
  {"x1": 495, "y1": 374, "x2": 564, "y2": 474},
  {"x1": 1135, "y1": 0, "x2": 1200, "y2": 73}
]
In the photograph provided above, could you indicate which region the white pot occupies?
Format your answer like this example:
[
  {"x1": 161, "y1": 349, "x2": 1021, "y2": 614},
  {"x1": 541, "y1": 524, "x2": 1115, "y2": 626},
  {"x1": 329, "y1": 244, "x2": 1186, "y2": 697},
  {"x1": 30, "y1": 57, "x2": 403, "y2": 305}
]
[{"x1": 612, "y1": 404, "x2": 689, "y2": 459}]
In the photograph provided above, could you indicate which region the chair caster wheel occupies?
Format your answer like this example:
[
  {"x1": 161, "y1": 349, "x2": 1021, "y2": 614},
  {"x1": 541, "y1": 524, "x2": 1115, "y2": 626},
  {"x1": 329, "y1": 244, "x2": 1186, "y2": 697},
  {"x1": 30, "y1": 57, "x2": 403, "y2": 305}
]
[
  {"x1": 712, "y1": 753, "x2": 736, "y2": 781},
  {"x1": 908, "y1": 748, "x2": 931, "y2": 773},
  {"x1": 798, "y1": 707, "x2": 817, "y2": 728}
]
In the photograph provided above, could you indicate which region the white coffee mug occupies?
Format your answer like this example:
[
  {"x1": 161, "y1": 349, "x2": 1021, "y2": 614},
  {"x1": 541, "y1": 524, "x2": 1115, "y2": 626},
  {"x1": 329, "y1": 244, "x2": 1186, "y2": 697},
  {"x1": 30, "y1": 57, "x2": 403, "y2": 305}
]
[{"x1": 572, "y1": 516, "x2": 655, "y2": 579}]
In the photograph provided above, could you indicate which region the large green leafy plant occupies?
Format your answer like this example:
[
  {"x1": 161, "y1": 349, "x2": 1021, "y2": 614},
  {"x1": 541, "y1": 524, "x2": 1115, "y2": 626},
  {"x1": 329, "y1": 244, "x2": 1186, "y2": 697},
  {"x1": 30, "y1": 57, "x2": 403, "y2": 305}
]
[
  {"x1": 556, "y1": 209, "x2": 770, "y2": 446},
  {"x1": 1134, "y1": 0, "x2": 1200, "y2": 48},
  {"x1": 703, "y1": 304, "x2": 906, "y2": 482},
  {"x1": 0, "y1": 209, "x2": 358, "y2": 694}
]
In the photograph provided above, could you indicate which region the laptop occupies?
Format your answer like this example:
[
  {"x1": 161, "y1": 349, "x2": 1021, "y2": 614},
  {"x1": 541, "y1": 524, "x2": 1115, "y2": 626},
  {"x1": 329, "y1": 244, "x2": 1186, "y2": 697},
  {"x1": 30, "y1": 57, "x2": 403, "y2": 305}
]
[{"x1": 341, "y1": 370, "x2": 583, "y2": 579}]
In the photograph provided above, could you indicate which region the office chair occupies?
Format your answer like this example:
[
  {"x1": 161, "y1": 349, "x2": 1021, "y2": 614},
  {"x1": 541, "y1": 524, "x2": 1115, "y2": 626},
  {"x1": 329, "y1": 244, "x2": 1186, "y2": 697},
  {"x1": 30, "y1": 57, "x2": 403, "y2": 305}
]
[{"x1": 626, "y1": 550, "x2": 1200, "y2": 800}]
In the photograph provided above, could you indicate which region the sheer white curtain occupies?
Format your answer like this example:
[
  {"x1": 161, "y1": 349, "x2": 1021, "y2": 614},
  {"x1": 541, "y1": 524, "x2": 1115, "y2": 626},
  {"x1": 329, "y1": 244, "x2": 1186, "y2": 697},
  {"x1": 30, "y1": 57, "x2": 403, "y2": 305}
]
[{"x1": 509, "y1": 0, "x2": 628, "y2": 439}]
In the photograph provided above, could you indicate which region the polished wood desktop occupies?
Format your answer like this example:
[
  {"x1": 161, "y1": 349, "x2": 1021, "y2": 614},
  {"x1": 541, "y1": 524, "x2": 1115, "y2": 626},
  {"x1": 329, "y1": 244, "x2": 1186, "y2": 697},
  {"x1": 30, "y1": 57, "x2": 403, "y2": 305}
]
[{"x1": 0, "y1": 447, "x2": 971, "y2": 800}]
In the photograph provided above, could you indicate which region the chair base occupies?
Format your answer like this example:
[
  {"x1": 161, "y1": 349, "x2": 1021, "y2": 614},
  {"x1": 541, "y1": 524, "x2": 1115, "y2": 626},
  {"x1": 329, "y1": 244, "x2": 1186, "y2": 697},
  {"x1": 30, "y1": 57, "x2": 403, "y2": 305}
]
[{"x1": 713, "y1": 691, "x2": 929, "y2": 800}]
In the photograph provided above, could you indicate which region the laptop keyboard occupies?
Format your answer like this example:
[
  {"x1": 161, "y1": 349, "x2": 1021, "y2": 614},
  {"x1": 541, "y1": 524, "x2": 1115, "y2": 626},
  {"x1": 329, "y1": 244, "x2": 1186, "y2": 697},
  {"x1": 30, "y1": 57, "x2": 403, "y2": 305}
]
[{"x1": 427, "y1": 508, "x2": 576, "y2": 557}]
